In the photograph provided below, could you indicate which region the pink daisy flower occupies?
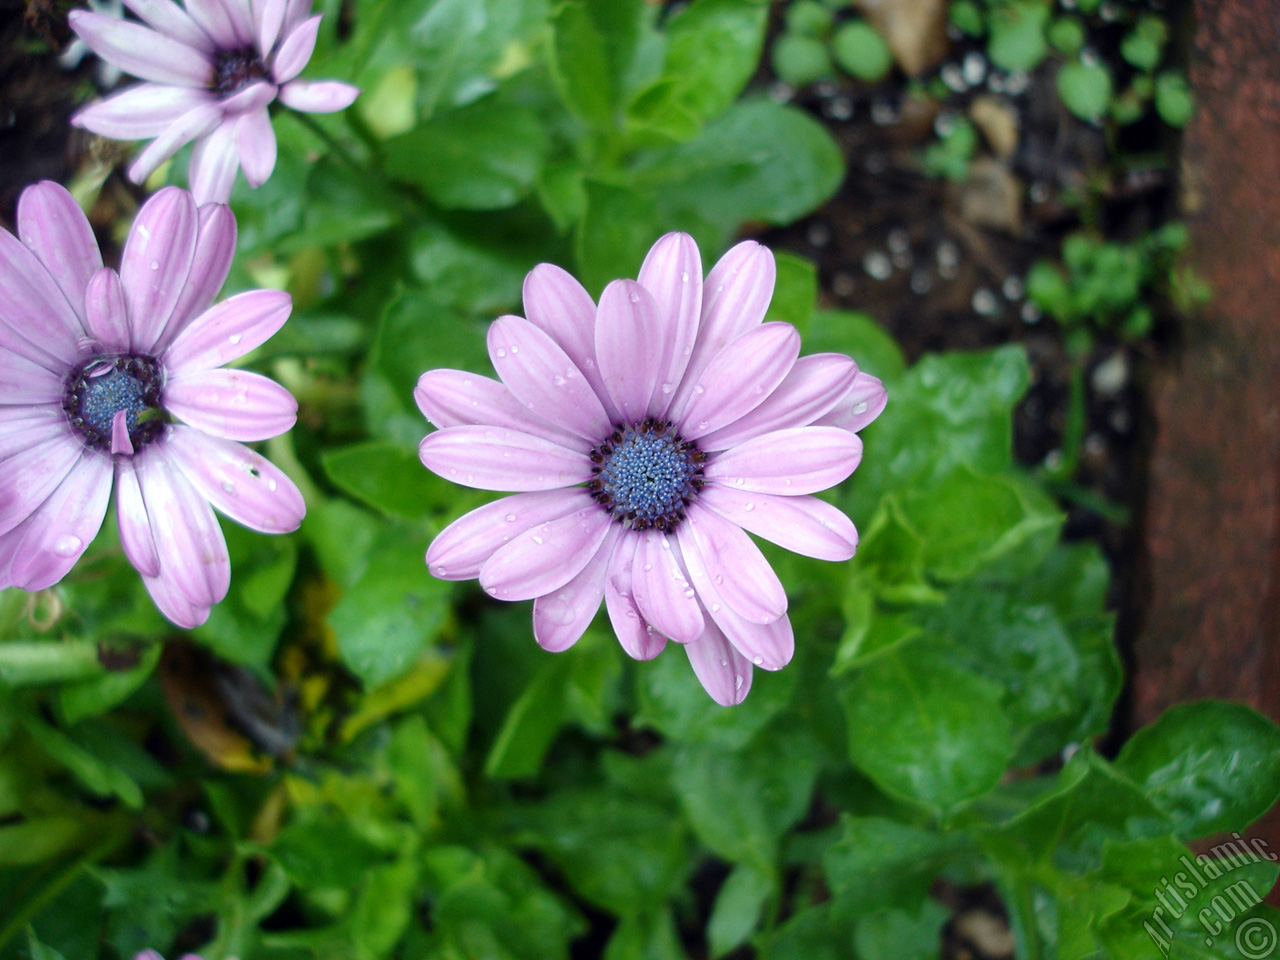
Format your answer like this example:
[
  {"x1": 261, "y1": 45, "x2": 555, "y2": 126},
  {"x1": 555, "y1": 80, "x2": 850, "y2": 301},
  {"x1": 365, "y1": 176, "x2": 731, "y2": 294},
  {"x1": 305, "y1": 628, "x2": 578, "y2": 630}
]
[
  {"x1": 0, "y1": 181, "x2": 305, "y2": 627},
  {"x1": 68, "y1": 0, "x2": 360, "y2": 203},
  {"x1": 416, "y1": 234, "x2": 887, "y2": 705}
]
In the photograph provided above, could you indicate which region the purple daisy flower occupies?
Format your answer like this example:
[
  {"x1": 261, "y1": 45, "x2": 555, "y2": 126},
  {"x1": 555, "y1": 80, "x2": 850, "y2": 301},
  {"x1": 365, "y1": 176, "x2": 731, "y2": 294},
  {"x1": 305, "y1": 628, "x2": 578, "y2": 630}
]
[
  {"x1": 68, "y1": 0, "x2": 360, "y2": 203},
  {"x1": 416, "y1": 234, "x2": 887, "y2": 705},
  {"x1": 0, "y1": 181, "x2": 305, "y2": 627}
]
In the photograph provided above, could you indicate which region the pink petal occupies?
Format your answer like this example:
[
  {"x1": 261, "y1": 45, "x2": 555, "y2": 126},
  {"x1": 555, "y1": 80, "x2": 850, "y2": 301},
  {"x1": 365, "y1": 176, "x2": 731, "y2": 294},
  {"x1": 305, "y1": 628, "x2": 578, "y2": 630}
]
[
  {"x1": 115, "y1": 459, "x2": 160, "y2": 577},
  {"x1": 135, "y1": 448, "x2": 230, "y2": 607},
  {"x1": 121, "y1": 0, "x2": 214, "y2": 52},
  {"x1": 120, "y1": 186, "x2": 199, "y2": 354},
  {"x1": 604, "y1": 533, "x2": 666, "y2": 661},
  {"x1": 521, "y1": 264, "x2": 607, "y2": 407},
  {"x1": 0, "y1": 353, "x2": 61, "y2": 405},
  {"x1": 73, "y1": 83, "x2": 213, "y2": 140},
  {"x1": 0, "y1": 409, "x2": 67, "y2": 458},
  {"x1": 426, "y1": 489, "x2": 586, "y2": 581},
  {"x1": 17, "y1": 181, "x2": 103, "y2": 322},
  {"x1": 281, "y1": 0, "x2": 310, "y2": 34},
  {"x1": 478, "y1": 504, "x2": 612, "y2": 602},
  {"x1": 487, "y1": 316, "x2": 611, "y2": 441},
  {"x1": 677, "y1": 323, "x2": 800, "y2": 441},
  {"x1": 700, "y1": 353, "x2": 858, "y2": 451},
  {"x1": 636, "y1": 232, "x2": 702, "y2": 417},
  {"x1": 0, "y1": 435, "x2": 83, "y2": 536},
  {"x1": 220, "y1": 0, "x2": 257, "y2": 45},
  {"x1": 235, "y1": 108, "x2": 277, "y2": 187},
  {"x1": 126, "y1": 102, "x2": 223, "y2": 184},
  {"x1": 68, "y1": 11, "x2": 213, "y2": 87},
  {"x1": 188, "y1": 120, "x2": 240, "y2": 203},
  {"x1": 533, "y1": 525, "x2": 619, "y2": 652},
  {"x1": 704, "y1": 426, "x2": 863, "y2": 496},
  {"x1": 414, "y1": 369, "x2": 584, "y2": 449},
  {"x1": 84, "y1": 268, "x2": 131, "y2": 352},
  {"x1": 630, "y1": 530, "x2": 703, "y2": 643},
  {"x1": 163, "y1": 425, "x2": 305, "y2": 533},
  {"x1": 163, "y1": 289, "x2": 292, "y2": 372},
  {"x1": 0, "y1": 227, "x2": 85, "y2": 369},
  {"x1": 815, "y1": 371, "x2": 888, "y2": 433},
  {"x1": 419, "y1": 426, "x2": 592, "y2": 491},
  {"x1": 700, "y1": 485, "x2": 857, "y2": 561},
  {"x1": 8, "y1": 453, "x2": 112, "y2": 591},
  {"x1": 164, "y1": 367, "x2": 297, "y2": 441},
  {"x1": 159, "y1": 203, "x2": 236, "y2": 349},
  {"x1": 670, "y1": 241, "x2": 775, "y2": 420},
  {"x1": 111, "y1": 411, "x2": 134, "y2": 456},
  {"x1": 254, "y1": 0, "x2": 288, "y2": 55},
  {"x1": 271, "y1": 13, "x2": 320, "y2": 83},
  {"x1": 276, "y1": 80, "x2": 359, "y2": 113},
  {"x1": 595, "y1": 280, "x2": 670, "y2": 424},
  {"x1": 182, "y1": 0, "x2": 241, "y2": 47},
  {"x1": 143, "y1": 570, "x2": 210, "y2": 628},
  {"x1": 678, "y1": 504, "x2": 786, "y2": 624},
  {"x1": 683, "y1": 619, "x2": 752, "y2": 706}
]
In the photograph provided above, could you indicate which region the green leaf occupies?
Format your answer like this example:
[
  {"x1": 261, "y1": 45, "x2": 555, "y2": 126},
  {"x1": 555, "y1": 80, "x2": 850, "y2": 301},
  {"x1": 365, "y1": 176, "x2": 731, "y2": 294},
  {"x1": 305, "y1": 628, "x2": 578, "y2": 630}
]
[
  {"x1": 549, "y1": 0, "x2": 646, "y2": 128},
  {"x1": 823, "y1": 815, "x2": 968, "y2": 911},
  {"x1": 628, "y1": 0, "x2": 768, "y2": 138},
  {"x1": 765, "y1": 252, "x2": 817, "y2": 333},
  {"x1": 838, "y1": 648, "x2": 1014, "y2": 812},
  {"x1": 1121, "y1": 15, "x2": 1168, "y2": 71},
  {"x1": 708, "y1": 864, "x2": 774, "y2": 957},
  {"x1": 785, "y1": 1, "x2": 834, "y2": 37},
  {"x1": 1057, "y1": 60, "x2": 1114, "y2": 123},
  {"x1": 22, "y1": 716, "x2": 142, "y2": 809},
  {"x1": 383, "y1": 92, "x2": 549, "y2": 209},
  {"x1": 1048, "y1": 16, "x2": 1085, "y2": 56},
  {"x1": 0, "y1": 641, "x2": 102, "y2": 687},
  {"x1": 484, "y1": 655, "x2": 572, "y2": 780},
  {"x1": 1155, "y1": 71, "x2": 1193, "y2": 127},
  {"x1": 322, "y1": 440, "x2": 454, "y2": 521},
  {"x1": 329, "y1": 531, "x2": 450, "y2": 686},
  {"x1": 771, "y1": 32, "x2": 834, "y2": 86},
  {"x1": 760, "y1": 902, "x2": 858, "y2": 960},
  {"x1": 806, "y1": 309, "x2": 907, "y2": 384},
  {"x1": 272, "y1": 808, "x2": 387, "y2": 890},
  {"x1": 854, "y1": 898, "x2": 950, "y2": 960},
  {"x1": 832, "y1": 20, "x2": 894, "y2": 82},
  {"x1": 987, "y1": 0, "x2": 1050, "y2": 72},
  {"x1": 58, "y1": 644, "x2": 161, "y2": 725},
  {"x1": 1115, "y1": 701, "x2": 1280, "y2": 839}
]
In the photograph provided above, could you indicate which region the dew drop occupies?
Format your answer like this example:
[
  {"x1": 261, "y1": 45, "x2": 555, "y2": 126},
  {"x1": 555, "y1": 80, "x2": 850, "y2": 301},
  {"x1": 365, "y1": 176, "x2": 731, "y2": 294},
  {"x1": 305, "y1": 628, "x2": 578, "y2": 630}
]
[
  {"x1": 496, "y1": 348, "x2": 507, "y2": 358},
  {"x1": 433, "y1": 564, "x2": 447, "y2": 576},
  {"x1": 683, "y1": 588, "x2": 696, "y2": 599},
  {"x1": 734, "y1": 674, "x2": 744, "y2": 691},
  {"x1": 466, "y1": 473, "x2": 474, "y2": 482},
  {"x1": 221, "y1": 480, "x2": 235, "y2": 493},
  {"x1": 661, "y1": 382, "x2": 674, "y2": 394},
  {"x1": 784, "y1": 479, "x2": 792, "y2": 486},
  {"x1": 505, "y1": 513, "x2": 517, "y2": 522},
  {"x1": 713, "y1": 574, "x2": 724, "y2": 585},
  {"x1": 149, "y1": 260, "x2": 159, "y2": 271},
  {"x1": 853, "y1": 401, "x2": 869, "y2": 415},
  {"x1": 532, "y1": 535, "x2": 544, "y2": 544},
  {"x1": 711, "y1": 603, "x2": 721, "y2": 612},
  {"x1": 553, "y1": 375, "x2": 565, "y2": 386},
  {"x1": 693, "y1": 384, "x2": 705, "y2": 395},
  {"x1": 719, "y1": 658, "x2": 728, "y2": 667},
  {"x1": 229, "y1": 333, "x2": 242, "y2": 345},
  {"x1": 753, "y1": 656, "x2": 764, "y2": 665},
  {"x1": 53, "y1": 534, "x2": 83, "y2": 557},
  {"x1": 744, "y1": 502, "x2": 755, "y2": 512},
  {"x1": 643, "y1": 563, "x2": 652, "y2": 572},
  {"x1": 510, "y1": 344, "x2": 519, "y2": 354},
  {"x1": 629, "y1": 291, "x2": 640, "y2": 303},
  {"x1": 697, "y1": 420, "x2": 709, "y2": 431},
  {"x1": 267, "y1": 478, "x2": 277, "y2": 491},
  {"x1": 681, "y1": 271, "x2": 689, "y2": 283},
  {"x1": 734, "y1": 477, "x2": 745, "y2": 486}
]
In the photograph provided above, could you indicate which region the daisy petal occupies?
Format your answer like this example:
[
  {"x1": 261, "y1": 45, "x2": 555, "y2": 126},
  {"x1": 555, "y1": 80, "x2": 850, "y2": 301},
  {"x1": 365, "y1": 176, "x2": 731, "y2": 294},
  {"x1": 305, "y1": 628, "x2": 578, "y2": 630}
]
[
  {"x1": 0, "y1": 409, "x2": 67, "y2": 458},
  {"x1": 680, "y1": 504, "x2": 786, "y2": 624},
  {"x1": 272, "y1": 13, "x2": 321, "y2": 83},
  {"x1": 188, "y1": 120, "x2": 240, "y2": 204},
  {"x1": 8, "y1": 454, "x2": 112, "y2": 591},
  {"x1": 164, "y1": 367, "x2": 297, "y2": 441},
  {"x1": 604, "y1": 533, "x2": 666, "y2": 661},
  {"x1": 17, "y1": 181, "x2": 103, "y2": 320},
  {"x1": 136, "y1": 449, "x2": 230, "y2": 608},
  {"x1": 0, "y1": 229, "x2": 85, "y2": 368},
  {"x1": 704, "y1": 426, "x2": 863, "y2": 496},
  {"x1": 700, "y1": 485, "x2": 858, "y2": 561},
  {"x1": 116, "y1": 459, "x2": 160, "y2": 577},
  {"x1": 120, "y1": 186, "x2": 199, "y2": 353},
  {"x1": 276, "y1": 80, "x2": 359, "y2": 113},
  {"x1": 121, "y1": 0, "x2": 213, "y2": 52},
  {"x1": 487, "y1": 316, "x2": 611, "y2": 440},
  {"x1": 126, "y1": 101, "x2": 223, "y2": 185},
  {"x1": 700, "y1": 353, "x2": 857, "y2": 450},
  {"x1": 815, "y1": 371, "x2": 888, "y2": 433},
  {"x1": 678, "y1": 322, "x2": 800, "y2": 440},
  {"x1": 683, "y1": 619, "x2": 752, "y2": 706},
  {"x1": 161, "y1": 203, "x2": 236, "y2": 347},
  {"x1": 183, "y1": 0, "x2": 241, "y2": 47},
  {"x1": 163, "y1": 288, "x2": 292, "y2": 371},
  {"x1": 636, "y1": 232, "x2": 702, "y2": 415},
  {"x1": 73, "y1": 83, "x2": 213, "y2": 140},
  {"x1": 427, "y1": 490, "x2": 587, "y2": 581},
  {"x1": 671, "y1": 240, "x2": 775, "y2": 419},
  {"x1": 143, "y1": 571, "x2": 209, "y2": 628},
  {"x1": 254, "y1": 0, "x2": 288, "y2": 55},
  {"x1": 419, "y1": 426, "x2": 592, "y2": 492},
  {"x1": 414, "y1": 369, "x2": 584, "y2": 448},
  {"x1": 631, "y1": 531, "x2": 703, "y2": 643},
  {"x1": 479, "y1": 504, "x2": 612, "y2": 602},
  {"x1": 220, "y1": 0, "x2": 256, "y2": 44},
  {"x1": 595, "y1": 280, "x2": 670, "y2": 423},
  {"x1": 68, "y1": 11, "x2": 213, "y2": 87},
  {"x1": 0, "y1": 353, "x2": 61, "y2": 405},
  {"x1": 236, "y1": 108, "x2": 277, "y2": 187},
  {"x1": 0, "y1": 436, "x2": 83, "y2": 536},
  {"x1": 533, "y1": 526, "x2": 618, "y2": 652},
  {"x1": 84, "y1": 268, "x2": 131, "y2": 352}
]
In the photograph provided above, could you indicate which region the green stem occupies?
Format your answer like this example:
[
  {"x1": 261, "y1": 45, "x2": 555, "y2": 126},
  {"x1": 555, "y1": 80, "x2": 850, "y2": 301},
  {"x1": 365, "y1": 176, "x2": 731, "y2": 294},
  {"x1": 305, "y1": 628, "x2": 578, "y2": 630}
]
[{"x1": 0, "y1": 641, "x2": 101, "y2": 686}]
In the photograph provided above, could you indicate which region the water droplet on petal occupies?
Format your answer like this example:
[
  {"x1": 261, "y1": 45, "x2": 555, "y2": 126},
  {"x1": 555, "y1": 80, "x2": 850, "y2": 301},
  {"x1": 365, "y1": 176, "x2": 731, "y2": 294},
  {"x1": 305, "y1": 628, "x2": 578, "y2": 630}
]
[
  {"x1": 629, "y1": 292, "x2": 640, "y2": 303},
  {"x1": 553, "y1": 375, "x2": 565, "y2": 386},
  {"x1": 496, "y1": 348, "x2": 507, "y2": 358},
  {"x1": 681, "y1": 271, "x2": 689, "y2": 283},
  {"x1": 229, "y1": 333, "x2": 242, "y2": 345},
  {"x1": 53, "y1": 534, "x2": 83, "y2": 557},
  {"x1": 505, "y1": 513, "x2": 517, "y2": 522},
  {"x1": 510, "y1": 344, "x2": 519, "y2": 354},
  {"x1": 853, "y1": 401, "x2": 869, "y2": 415},
  {"x1": 744, "y1": 502, "x2": 755, "y2": 512},
  {"x1": 643, "y1": 563, "x2": 652, "y2": 572},
  {"x1": 711, "y1": 603, "x2": 721, "y2": 612},
  {"x1": 221, "y1": 480, "x2": 235, "y2": 493},
  {"x1": 661, "y1": 382, "x2": 674, "y2": 394},
  {"x1": 693, "y1": 384, "x2": 705, "y2": 395},
  {"x1": 532, "y1": 535, "x2": 544, "y2": 545},
  {"x1": 719, "y1": 658, "x2": 728, "y2": 667},
  {"x1": 267, "y1": 479, "x2": 277, "y2": 491},
  {"x1": 683, "y1": 588, "x2": 695, "y2": 599},
  {"x1": 149, "y1": 260, "x2": 159, "y2": 271},
  {"x1": 753, "y1": 656, "x2": 764, "y2": 665},
  {"x1": 734, "y1": 478, "x2": 745, "y2": 486},
  {"x1": 735, "y1": 674, "x2": 744, "y2": 690}
]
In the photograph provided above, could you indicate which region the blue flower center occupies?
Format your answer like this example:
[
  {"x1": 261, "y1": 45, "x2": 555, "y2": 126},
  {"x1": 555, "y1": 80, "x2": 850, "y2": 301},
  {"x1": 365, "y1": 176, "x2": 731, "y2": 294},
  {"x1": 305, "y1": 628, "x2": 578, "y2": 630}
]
[
  {"x1": 587, "y1": 419, "x2": 706, "y2": 532},
  {"x1": 212, "y1": 47, "x2": 270, "y2": 99},
  {"x1": 63, "y1": 356, "x2": 166, "y2": 453}
]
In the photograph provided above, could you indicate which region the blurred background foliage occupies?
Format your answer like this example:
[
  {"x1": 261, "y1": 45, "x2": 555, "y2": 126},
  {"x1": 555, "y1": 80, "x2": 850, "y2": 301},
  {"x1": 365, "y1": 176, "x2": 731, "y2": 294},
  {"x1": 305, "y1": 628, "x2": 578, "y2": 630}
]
[{"x1": 2, "y1": 0, "x2": 1278, "y2": 958}]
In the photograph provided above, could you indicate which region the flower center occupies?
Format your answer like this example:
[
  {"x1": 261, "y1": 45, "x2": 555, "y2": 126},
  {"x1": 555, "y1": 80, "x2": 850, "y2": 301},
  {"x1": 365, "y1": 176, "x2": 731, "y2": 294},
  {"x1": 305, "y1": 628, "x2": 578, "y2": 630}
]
[
  {"x1": 211, "y1": 47, "x2": 270, "y2": 99},
  {"x1": 587, "y1": 418, "x2": 706, "y2": 532},
  {"x1": 63, "y1": 355, "x2": 166, "y2": 453}
]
